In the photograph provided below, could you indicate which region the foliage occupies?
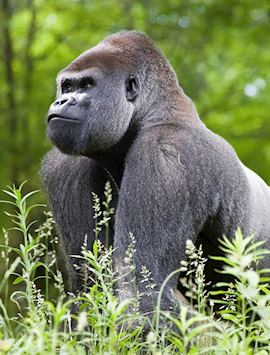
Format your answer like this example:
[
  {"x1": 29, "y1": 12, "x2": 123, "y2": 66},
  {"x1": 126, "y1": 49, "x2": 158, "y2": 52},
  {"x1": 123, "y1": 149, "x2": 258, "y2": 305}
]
[
  {"x1": 0, "y1": 2, "x2": 270, "y2": 351},
  {"x1": 1, "y1": 0, "x2": 269, "y2": 290},
  {"x1": 0, "y1": 0, "x2": 269, "y2": 193},
  {"x1": 0, "y1": 185, "x2": 270, "y2": 353}
]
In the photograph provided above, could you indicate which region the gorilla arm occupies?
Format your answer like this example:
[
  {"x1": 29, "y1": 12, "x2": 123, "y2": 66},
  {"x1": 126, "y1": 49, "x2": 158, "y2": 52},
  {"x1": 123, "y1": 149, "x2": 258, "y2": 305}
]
[
  {"x1": 41, "y1": 148, "x2": 114, "y2": 292},
  {"x1": 113, "y1": 126, "x2": 214, "y2": 313}
]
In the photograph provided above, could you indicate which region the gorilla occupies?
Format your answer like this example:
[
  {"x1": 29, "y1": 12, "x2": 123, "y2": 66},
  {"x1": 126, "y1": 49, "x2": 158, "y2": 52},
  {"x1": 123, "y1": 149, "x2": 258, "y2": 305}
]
[{"x1": 41, "y1": 31, "x2": 270, "y2": 315}]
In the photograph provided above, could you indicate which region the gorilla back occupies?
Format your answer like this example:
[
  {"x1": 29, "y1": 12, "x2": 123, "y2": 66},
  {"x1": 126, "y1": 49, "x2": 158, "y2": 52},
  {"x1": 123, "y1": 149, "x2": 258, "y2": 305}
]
[{"x1": 41, "y1": 31, "x2": 270, "y2": 314}]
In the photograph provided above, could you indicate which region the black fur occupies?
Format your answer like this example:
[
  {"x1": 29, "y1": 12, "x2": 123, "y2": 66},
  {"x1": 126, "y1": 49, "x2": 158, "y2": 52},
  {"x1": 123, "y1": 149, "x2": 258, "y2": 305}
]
[{"x1": 41, "y1": 31, "x2": 270, "y2": 314}]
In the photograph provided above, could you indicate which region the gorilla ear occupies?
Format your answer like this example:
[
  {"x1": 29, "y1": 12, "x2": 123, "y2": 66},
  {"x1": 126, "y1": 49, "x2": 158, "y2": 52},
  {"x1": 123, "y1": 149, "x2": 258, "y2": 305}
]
[{"x1": 125, "y1": 76, "x2": 139, "y2": 102}]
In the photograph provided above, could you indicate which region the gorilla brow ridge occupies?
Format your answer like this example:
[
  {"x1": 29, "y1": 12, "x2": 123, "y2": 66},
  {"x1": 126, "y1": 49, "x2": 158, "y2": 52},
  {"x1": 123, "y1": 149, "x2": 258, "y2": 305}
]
[{"x1": 62, "y1": 31, "x2": 178, "y2": 86}]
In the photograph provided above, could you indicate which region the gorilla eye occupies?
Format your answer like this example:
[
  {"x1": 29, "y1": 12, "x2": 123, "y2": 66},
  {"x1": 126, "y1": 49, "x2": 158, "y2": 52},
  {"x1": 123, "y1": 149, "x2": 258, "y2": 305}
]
[
  {"x1": 80, "y1": 77, "x2": 95, "y2": 90},
  {"x1": 61, "y1": 80, "x2": 74, "y2": 94}
]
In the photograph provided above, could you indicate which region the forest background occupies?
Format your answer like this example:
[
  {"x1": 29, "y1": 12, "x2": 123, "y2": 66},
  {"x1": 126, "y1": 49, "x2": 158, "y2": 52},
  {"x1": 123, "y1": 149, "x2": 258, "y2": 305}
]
[{"x1": 0, "y1": 0, "x2": 269, "y2": 231}]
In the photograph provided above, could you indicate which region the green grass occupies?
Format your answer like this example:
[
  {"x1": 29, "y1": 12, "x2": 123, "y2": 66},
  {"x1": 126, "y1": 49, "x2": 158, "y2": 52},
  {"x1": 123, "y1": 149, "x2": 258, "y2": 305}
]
[{"x1": 1, "y1": 183, "x2": 270, "y2": 354}]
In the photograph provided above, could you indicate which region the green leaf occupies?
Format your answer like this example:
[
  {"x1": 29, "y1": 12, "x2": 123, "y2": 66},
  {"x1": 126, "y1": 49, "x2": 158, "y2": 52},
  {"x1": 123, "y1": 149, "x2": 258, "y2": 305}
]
[{"x1": 13, "y1": 276, "x2": 24, "y2": 285}]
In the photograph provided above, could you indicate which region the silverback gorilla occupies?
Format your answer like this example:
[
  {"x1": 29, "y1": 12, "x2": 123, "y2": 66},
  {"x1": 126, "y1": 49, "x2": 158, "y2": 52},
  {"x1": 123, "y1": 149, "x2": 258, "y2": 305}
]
[{"x1": 41, "y1": 31, "x2": 270, "y2": 315}]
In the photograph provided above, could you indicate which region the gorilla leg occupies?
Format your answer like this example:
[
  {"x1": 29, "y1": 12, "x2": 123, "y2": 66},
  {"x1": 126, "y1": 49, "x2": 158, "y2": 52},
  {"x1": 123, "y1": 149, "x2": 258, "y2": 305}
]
[{"x1": 41, "y1": 148, "x2": 115, "y2": 292}]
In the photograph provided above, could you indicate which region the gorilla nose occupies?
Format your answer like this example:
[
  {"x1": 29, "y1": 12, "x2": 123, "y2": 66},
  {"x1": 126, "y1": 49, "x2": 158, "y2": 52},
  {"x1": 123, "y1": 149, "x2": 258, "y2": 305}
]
[
  {"x1": 52, "y1": 96, "x2": 77, "y2": 107},
  {"x1": 53, "y1": 98, "x2": 68, "y2": 106}
]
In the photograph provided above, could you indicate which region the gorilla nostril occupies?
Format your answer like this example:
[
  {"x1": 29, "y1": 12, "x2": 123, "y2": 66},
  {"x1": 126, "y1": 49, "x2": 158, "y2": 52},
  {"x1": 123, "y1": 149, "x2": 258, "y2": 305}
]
[
  {"x1": 54, "y1": 98, "x2": 68, "y2": 106},
  {"x1": 53, "y1": 96, "x2": 77, "y2": 106}
]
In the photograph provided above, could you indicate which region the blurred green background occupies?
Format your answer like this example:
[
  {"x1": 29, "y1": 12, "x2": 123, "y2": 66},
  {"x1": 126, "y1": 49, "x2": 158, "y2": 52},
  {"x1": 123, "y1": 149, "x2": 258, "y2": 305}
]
[{"x1": 0, "y1": 0, "x2": 269, "y2": 227}]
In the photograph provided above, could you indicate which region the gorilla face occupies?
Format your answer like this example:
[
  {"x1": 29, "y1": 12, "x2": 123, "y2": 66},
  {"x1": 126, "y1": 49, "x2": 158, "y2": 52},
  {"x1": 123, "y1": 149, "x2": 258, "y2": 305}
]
[{"x1": 47, "y1": 63, "x2": 139, "y2": 156}]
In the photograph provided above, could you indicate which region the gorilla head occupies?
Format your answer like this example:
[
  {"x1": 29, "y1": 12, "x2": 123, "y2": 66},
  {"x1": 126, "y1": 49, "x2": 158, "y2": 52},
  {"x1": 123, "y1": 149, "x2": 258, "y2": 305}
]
[{"x1": 46, "y1": 31, "x2": 184, "y2": 156}]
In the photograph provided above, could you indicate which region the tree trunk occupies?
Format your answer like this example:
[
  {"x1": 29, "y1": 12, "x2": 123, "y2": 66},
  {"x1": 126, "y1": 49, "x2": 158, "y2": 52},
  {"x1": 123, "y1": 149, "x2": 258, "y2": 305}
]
[
  {"x1": 22, "y1": 0, "x2": 37, "y2": 159},
  {"x1": 1, "y1": 0, "x2": 18, "y2": 184}
]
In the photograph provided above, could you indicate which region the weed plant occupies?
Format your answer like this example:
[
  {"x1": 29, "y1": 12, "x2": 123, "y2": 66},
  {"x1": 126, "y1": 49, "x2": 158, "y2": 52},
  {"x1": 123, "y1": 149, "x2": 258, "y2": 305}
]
[{"x1": 0, "y1": 183, "x2": 270, "y2": 354}]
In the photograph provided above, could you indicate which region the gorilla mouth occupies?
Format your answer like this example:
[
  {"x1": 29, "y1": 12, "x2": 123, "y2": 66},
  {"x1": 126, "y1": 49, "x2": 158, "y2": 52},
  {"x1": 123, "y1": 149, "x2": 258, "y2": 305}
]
[{"x1": 47, "y1": 114, "x2": 80, "y2": 123}]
